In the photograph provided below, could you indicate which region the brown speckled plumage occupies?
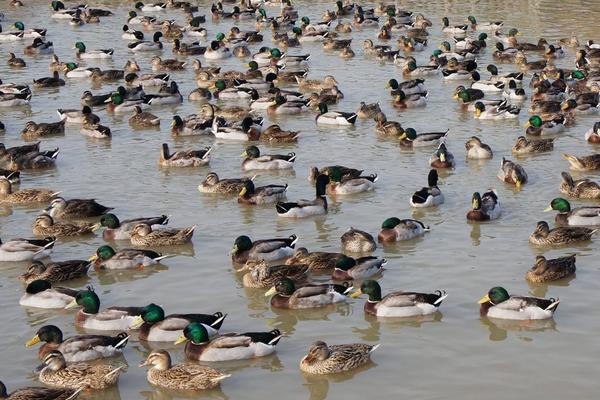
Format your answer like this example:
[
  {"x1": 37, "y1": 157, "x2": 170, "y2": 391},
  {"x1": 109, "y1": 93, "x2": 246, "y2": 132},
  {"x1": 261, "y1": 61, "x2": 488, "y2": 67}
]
[
  {"x1": 299, "y1": 341, "x2": 377, "y2": 374},
  {"x1": 525, "y1": 254, "x2": 576, "y2": 282}
]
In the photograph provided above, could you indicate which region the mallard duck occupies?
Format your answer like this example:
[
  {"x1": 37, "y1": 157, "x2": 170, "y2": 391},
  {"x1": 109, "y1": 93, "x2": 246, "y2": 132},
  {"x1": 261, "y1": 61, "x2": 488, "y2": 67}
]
[
  {"x1": 313, "y1": 102, "x2": 356, "y2": 125},
  {"x1": 0, "y1": 236, "x2": 55, "y2": 262},
  {"x1": 241, "y1": 260, "x2": 308, "y2": 288},
  {"x1": 0, "y1": 25, "x2": 24, "y2": 41},
  {"x1": 284, "y1": 247, "x2": 345, "y2": 272},
  {"x1": 474, "y1": 101, "x2": 520, "y2": 119},
  {"x1": 441, "y1": 17, "x2": 467, "y2": 34},
  {"x1": 466, "y1": 190, "x2": 501, "y2": 221},
  {"x1": 512, "y1": 136, "x2": 554, "y2": 155},
  {"x1": 33, "y1": 215, "x2": 97, "y2": 237},
  {"x1": 429, "y1": 143, "x2": 455, "y2": 168},
  {"x1": 373, "y1": 112, "x2": 403, "y2": 136},
  {"x1": 237, "y1": 180, "x2": 288, "y2": 205},
  {"x1": 478, "y1": 287, "x2": 559, "y2": 320},
  {"x1": 172, "y1": 38, "x2": 206, "y2": 55},
  {"x1": 74, "y1": 42, "x2": 113, "y2": 59},
  {"x1": 99, "y1": 214, "x2": 168, "y2": 241},
  {"x1": 105, "y1": 92, "x2": 147, "y2": 114},
  {"x1": 454, "y1": 86, "x2": 484, "y2": 104},
  {"x1": 57, "y1": 106, "x2": 99, "y2": 124},
  {"x1": 265, "y1": 278, "x2": 351, "y2": 308},
  {"x1": 351, "y1": 280, "x2": 447, "y2": 317},
  {"x1": 130, "y1": 224, "x2": 194, "y2": 246},
  {"x1": 140, "y1": 350, "x2": 230, "y2": 390},
  {"x1": 33, "y1": 71, "x2": 64, "y2": 88},
  {"x1": 332, "y1": 255, "x2": 386, "y2": 280},
  {"x1": 498, "y1": 157, "x2": 527, "y2": 188},
  {"x1": 19, "y1": 260, "x2": 89, "y2": 284},
  {"x1": 392, "y1": 90, "x2": 427, "y2": 109},
  {"x1": 204, "y1": 40, "x2": 231, "y2": 59},
  {"x1": 560, "y1": 171, "x2": 600, "y2": 199},
  {"x1": 212, "y1": 116, "x2": 261, "y2": 141},
  {"x1": 175, "y1": 322, "x2": 282, "y2": 361},
  {"x1": 325, "y1": 166, "x2": 376, "y2": 195},
  {"x1": 341, "y1": 228, "x2": 376, "y2": 253},
  {"x1": 0, "y1": 91, "x2": 31, "y2": 107},
  {"x1": 276, "y1": 174, "x2": 329, "y2": 218},
  {"x1": 308, "y1": 166, "x2": 363, "y2": 183},
  {"x1": 80, "y1": 91, "x2": 111, "y2": 108},
  {"x1": 0, "y1": 178, "x2": 59, "y2": 204},
  {"x1": 151, "y1": 56, "x2": 186, "y2": 71},
  {"x1": 45, "y1": 197, "x2": 112, "y2": 219},
  {"x1": 466, "y1": 16, "x2": 502, "y2": 30},
  {"x1": 90, "y1": 245, "x2": 168, "y2": 270},
  {"x1": 261, "y1": 124, "x2": 300, "y2": 143},
  {"x1": 299, "y1": 341, "x2": 378, "y2": 375},
  {"x1": 122, "y1": 24, "x2": 144, "y2": 41},
  {"x1": 80, "y1": 123, "x2": 111, "y2": 139},
  {"x1": 529, "y1": 221, "x2": 597, "y2": 246},
  {"x1": 129, "y1": 303, "x2": 225, "y2": 341},
  {"x1": 403, "y1": 61, "x2": 439, "y2": 77},
  {"x1": 241, "y1": 146, "x2": 296, "y2": 171},
  {"x1": 545, "y1": 198, "x2": 600, "y2": 226},
  {"x1": 0, "y1": 381, "x2": 77, "y2": 400},
  {"x1": 199, "y1": 172, "x2": 250, "y2": 194},
  {"x1": 25, "y1": 38, "x2": 54, "y2": 55},
  {"x1": 465, "y1": 136, "x2": 493, "y2": 159},
  {"x1": 562, "y1": 153, "x2": 600, "y2": 171},
  {"x1": 524, "y1": 115, "x2": 565, "y2": 136},
  {"x1": 26, "y1": 325, "x2": 128, "y2": 362},
  {"x1": 584, "y1": 121, "x2": 600, "y2": 144},
  {"x1": 19, "y1": 280, "x2": 78, "y2": 309},
  {"x1": 231, "y1": 234, "x2": 297, "y2": 264},
  {"x1": 128, "y1": 106, "x2": 160, "y2": 127},
  {"x1": 128, "y1": 32, "x2": 163, "y2": 52},
  {"x1": 525, "y1": 255, "x2": 576, "y2": 283},
  {"x1": 38, "y1": 351, "x2": 122, "y2": 390},
  {"x1": 159, "y1": 143, "x2": 211, "y2": 167},
  {"x1": 7, "y1": 52, "x2": 26, "y2": 67},
  {"x1": 125, "y1": 72, "x2": 168, "y2": 88},
  {"x1": 378, "y1": 217, "x2": 430, "y2": 242},
  {"x1": 170, "y1": 115, "x2": 212, "y2": 136},
  {"x1": 486, "y1": 64, "x2": 523, "y2": 86},
  {"x1": 134, "y1": 1, "x2": 166, "y2": 11},
  {"x1": 65, "y1": 289, "x2": 145, "y2": 330},
  {"x1": 398, "y1": 128, "x2": 448, "y2": 148},
  {"x1": 410, "y1": 169, "x2": 443, "y2": 208}
]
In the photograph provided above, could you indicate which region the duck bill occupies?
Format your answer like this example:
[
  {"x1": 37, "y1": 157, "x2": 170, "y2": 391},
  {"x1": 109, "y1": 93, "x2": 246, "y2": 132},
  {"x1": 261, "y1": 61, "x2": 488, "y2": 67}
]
[
  {"x1": 91, "y1": 223, "x2": 102, "y2": 232},
  {"x1": 350, "y1": 289, "x2": 363, "y2": 299},
  {"x1": 239, "y1": 187, "x2": 247, "y2": 196},
  {"x1": 64, "y1": 299, "x2": 79, "y2": 309},
  {"x1": 515, "y1": 179, "x2": 521, "y2": 189},
  {"x1": 138, "y1": 360, "x2": 149, "y2": 367},
  {"x1": 475, "y1": 109, "x2": 481, "y2": 118},
  {"x1": 174, "y1": 335, "x2": 187, "y2": 346},
  {"x1": 129, "y1": 315, "x2": 145, "y2": 329},
  {"x1": 88, "y1": 254, "x2": 98, "y2": 262},
  {"x1": 240, "y1": 151, "x2": 247, "y2": 157},
  {"x1": 543, "y1": 206, "x2": 553, "y2": 212},
  {"x1": 264, "y1": 286, "x2": 277, "y2": 297},
  {"x1": 26, "y1": 335, "x2": 41, "y2": 347},
  {"x1": 524, "y1": 121, "x2": 531, "y2": 128},
  {"x1": 478, "y1": 294, "x2": 491, "y2": 304}
]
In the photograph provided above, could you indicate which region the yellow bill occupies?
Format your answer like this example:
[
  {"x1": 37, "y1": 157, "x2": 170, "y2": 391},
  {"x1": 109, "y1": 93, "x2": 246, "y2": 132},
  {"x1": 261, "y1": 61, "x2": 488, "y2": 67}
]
[
  {"x1": 65, "y1": 299, "x2": 79, "y2": 309},
  {"x1": 350, "y1": 289, "x2": 363, "y2": 299},
  {"x1": 26, "y1": 335, "x2": 41, "y2": 347},
  {"x1": 478, "y1": 294, "x2": 491, "y2": 304},
  {"x1": 174, "y1": 335, "x2": 187, "y2": 346},
  {"x1": 264, "y1": 286, "x2": 277, "y2": 297},
  {"x1": 91, "y1": 223, "x2": 102, "y2": 232},
  {"x1": 240, "y1": 151, "x2": 248, "y2": 157},
  {"x1": 129, "y1": 315, "x2": 145, "y2": 329},
  {"x1": 524, "y1": 121, "x2": 531, "y2": 128},
  {"x1": 239, "y1": 187, "x2": 247, "y2": 196},
  {"x1": 88, "y1": 254, "x2": 98, "y2": 262}
]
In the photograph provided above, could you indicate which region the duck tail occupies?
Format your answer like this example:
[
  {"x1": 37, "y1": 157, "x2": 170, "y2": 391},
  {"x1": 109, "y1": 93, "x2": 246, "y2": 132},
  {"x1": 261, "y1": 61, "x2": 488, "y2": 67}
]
[
  {"x1": 114, "y1": 333, "x2": 130, "y2": 349},
  {"x1": 211, "y1": 374, "x2": 231, "y2": 383},
  {"x1": 57, "y1": 109, "x2": 66, "y2": 120},
  {"x1": 591, "y1": 229, "x2": 599, "y2": 236},
  {"x1": 65, "y1": 387, "x2": 85, "y2": 400},
  {"x1": 50, "y1": 149, "x2": 60, "y2": 159},
  {"x1": 545, "y1": 298, "x2": 560, "y2": 311},
  {"x1": 152, "y1": 254, "x2": 175, "y2": 262},
  {"x1": 287, "y1": 152, "x2": 297, "y2": 162},
  {"x1": 35, "y1": 237, "x2": 56, "y2": 253},
  {"x1": 51, "y1": 191, "x2": 62, "y2": 197},
  {"x1": 202, "y1": 147, "x2": 213, "y2": 160},
  {"x1": 102, "y1": 365, "x2": 124, "y2": 380},
  {"x1": 380, "y1": 258, "x2": 388, "y2": 267},
  {"x1": 268, "y1": 330, "x2": 283, "y2": 345},
  {"x1": 434, "y1": 290, "x2": 448, "y2": 305},
  {"x1": 211, "y1": 312, "x2": 227, "y2": 328},
  {"x1": 370, "y1": 343, "x2": 381, "y2": 352},
  {"x1": 288, "y1": 234, "x2": 299, "y2": 247},
  {"x1": 182, "y1": 225, "x2": 196, "y2": 238}
]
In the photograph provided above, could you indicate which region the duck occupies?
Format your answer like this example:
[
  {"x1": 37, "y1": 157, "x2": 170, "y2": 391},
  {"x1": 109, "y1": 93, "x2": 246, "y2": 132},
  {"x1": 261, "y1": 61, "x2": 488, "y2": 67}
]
[
  {"x1": 351, "y1": 280, "x2": 447, "y2": 317},
  {"x1": 525, "y1": 115, "x2": 565, "y2": 136},
  {"x1": 241, "y1": 145, "x2": 296, "y2": 171},
  {"x1": 33, "y1": 72, "x2": 65, "y2": 88},
  {"x1": 441, "y1": 17, "x2": 467, "y2": 34},
  {"x1": 7, "y1": 52, "x2": 26, "y2": 67},
  {"x1": 562, "y1": 153, "x2": 600, "y2": 171},
  {"x1": 284, "y1": 247, "x2": 345, "y2": 272},
  {"x1": 129, "y1": 106, "x2": 160, "y2": 127},
  {"x1": 57, "y1": 106, "x2": 99, "y2": 124},
  {"x1": 308, "y1": 166, "x2": 364, "y2": 183},
  {"x1": 122, "y1": 24, "x2": 144, "y2": 40},
  {"x1": 38, "y1": 351, "x2": 122, "y2": 390},
  {"x1": 529, "y1": 221, "x2": 597, "y2": 246},
  {"x1": 0, "y1": 25, "x2": 24, "y2": 41},
  {"x1": 387, "y1": 78, "x2": 426, "y2": 96},
  {"x1": 465, "y1": 137, "x2": 493, "y2": 160},
  {"x1": 498, "y1": 157, "x2": 527, "y2": 188},
  {"x1": 560, "y1": 171, "x2": 600, "y2": 199},
  {"x1": 474, "y1": 101, "x2": 520, "y2": 119},
  {"x1": 466, "y1": 16, "x2": 503, "y2": 30},
  {"x1": 403, "y1": 61, "x2": 439, "y2": 77},
  {"x1": 170, "y1": 115, "x2": 212, "y2": 136},
  {"x1": 90, "y1": 245, "x2": 168, "y2": 270},
  {"x1": 159, "y1": 143, "x2": 211, "y2": 167},
  {"x1": 105, "y1": 92, "x2": 148, "y2": 114},
  {"x1": 0, "y1": 236, "x2": 55, "y2": 262},
  {"x1": 374, "y1": 112, "x2": 403, "y2": 136},
  {"x1": 585, "y1": 121, "x2": 600, "y2": 143},
  {"x1": 276, "y1": 174, "x2": 329, "y2": 218},
  {"x1": 0, "y1": 381, "x2": 78, "y2": 400},
  {"x1": 0, "y1": 177, "x2": 59, "y2": 204},
  {"x1": 341, "y1": 228, "x2": 376, "y2": 253},
  {"x1": 241, "y1": 260, "x2": 309, "y2": 288},
  {"x1": 45, "y1": 197, "x2": 112, "y2": 219},
  {"x1": 326, "y1": 167, "x2": 377, "y2": 195},
  {"x1": 151, "y1": 56, "x2": 186, "y2": 71},
  {"x1": 125, "y1": 73, "x2": 169, "y2": 89},
  {"x1": 129, "y1": 304, "x2": 226, "y2": 341},
  {"x1": 429, "y1": 143, "x2": 455, "y2": 168},
  {"x1": 25, "y1": 38, "x2": 54, "y2": 55},
  {"x1": 175, "y1": 322, "x2": 282, "y2": 361},
  {"x1": 74, "y1": 42, "x2": 113, "y2": 59},
  {"x1": 0, "y1": 91, "x2": 31, "y2": 107},
  {"x1": 260, "y1": 124, "x2": 300, "y2": 142},
  {"x1": 204, "y1": 40, "x2": 231, "y2": 59},
  {"x1": 25, "y1": 325, "x2": 128, "y2": 362},
  {"x1": 65, "y1": 289, "x2": 145, "y2": 330},
  {"x1": 398, "y1": 128, "x2": 448, "y2": 148},
  {"x1": 99, "y1": 213, "x2": 169, "y2": 240},
  {"x1": 19, "y1": 280, "x2": 78, "y2": 309},
  {"x1": 1, "y1": 143, "x2": 58, "y2": 171},
  {"x1": 80, "y1": 91, "x2": 111, "y2": 108},
  {"x1": 299, "y1": 341, "x2": 378, "y2": 375},
  {"x1": 172, "y1": 38, "x2": 206, "y2": 55},
  {"x1": 19, "y1": 260, "x2": 89, "y2": 284},
  {"x1": 267, "y1": 95, "x2": 307, "y2": 115},
  {"x1": 231, "y1": 235, "x2": 297, "y2": 264},
  {"x1": 392, "y1": 90, "x2": 427, "y2": 108},
  {"x1": 33, "y1": 215, "x2": 97, "y2": 237},
  {"x1": 410, "y1": 169, "x2": 443, "y2": 208},
  {"x1": 512, "y1": 136, "x2": 554, "y2": 155},
  {"x1": 237, "y1": 179, "x2": 288, "y2": 205},
  {"x1": 545, "y1": 198, "x2": 600, "y2": 226},
  {"x1": 314, "y1": 103, "x2": 357, "y2": 126},
  {"x1": 332, "y1": 255, "x2": 386, "y2": 280},
  {"x1": 90, "y1": 69, "x2": 125, "y2": 82},
  {"x1": 140, "y1": 350, "x2": 230, "y2": 390},
  {"x1": 128, "y1": 32, "x2": 163, "y2": 52},
  {"x1": 134, "y1": 1, "x2": 167, "y2": 12},
  {"x1": 478, "y1": 287, "x2": 559, "y2": 320},
  {"x1": 265, "y1": 278, "x2": 351, "y2": 308},
  {"x1": 377, "y1": 217, "x2": 430, "y2": 242},
  {"x1": 213, "y1": 117, "x2": 261, "y2": 141},
  {"x1": 130, "y1": 224, "x2": 195, "y2": 246},
  {"x1": 144, "y1": 82, "x2": 183, "y2": 105},
  {"x1": 486, "y1": 64, "x2": 523, "y2": 86},
  {"x1": 525, "y1": 255, "x2": 576, "y2": 283},
  {"x1": 80, "y1": 123, "x2": 111, "y2": 139},
  {"x1": 466, "y1": 190, "x2": 501, "y2": 221}
]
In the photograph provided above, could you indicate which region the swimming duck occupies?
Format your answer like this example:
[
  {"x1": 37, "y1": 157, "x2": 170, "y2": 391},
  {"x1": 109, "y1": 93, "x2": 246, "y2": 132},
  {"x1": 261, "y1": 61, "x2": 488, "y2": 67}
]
[
  {"x1": 65, "y1": 289, "x2": 145, "y2": 331},
  {"x1": 332, "y1": 255, "x2": 386, "y2": 280},
  {"x1": 299, "y1": 341, "x2": 378, "y2": 375},
  {"x1": 525, "y1": 255, "x2": 576, "y2": 283},
  {"x1": 410, "y1": 169, "x2": 443, "y2": 208},
  {"x1": 403, "y1": 61, "x2": 439, "y2": 77},
  {"x1": 478, "y1": 287, "x2": 559, "y2": 320},
  {"x1": 0, "y1": 143, "x2": 57, "y2": 170},
  {"x1": 57, "y1": 106, "x2": 99, "y2": 124},
  {"x1": 466, "y1": 190, "x2": 501, "y2": 221},
  {"x1": 374, "y1": 112, "x2": 403, "y2": 136},
  {"x1": 429, "y1": 143, "x2": 455, "y2": 168},
  {"x1": 466, "y1": 16, "x2": 503, "y2": 31},
  {"x1": 105, "y1": 92, "x2": 148, "y2": 114},
  {"x1": 172, "y1": 38, "x2": 206, "y2": 55},
  {"x1": 525, "y1": 115, "x2": 565, "y2": 136},
  {"x1": 265, "y1": 278, "x2": 351, "y2": 308},
  {"x1": 387, "y1": 78, "x2": 426, "y2": 96},
  {"x1": 512, "y1": 136, "x2": 554, "y2": 155},
  {"x1": 19, "y1": 260, "x2": 89, "y2": 284},
  {"x1": 80, "y1": 123, "x2": 111, "y2": 139},
  {"x1": 351, "y1": 280, "x2": 447, "y2": 317},
  {"x1": 486, "y1": 64, "x2": 523, "y2": 86},
  {"x1": 0, "y1": 91, "x2": 31, "y2": 107},
  {"x1": 140, "y1": 350, "x2": 230, "y2": 390},
  {"x1": 151, "y1": 56, "x2": 186, "y2": 71},
  {"x1": 80, "y1": 91, "x2": 111, "y2": 108},
  {"x1": 562, "y1": 153, "x2": 600, "y2": 171},
  {"x1": 276, "y1": 174, "x2": 329, "y2": 218},
  {"x1": 144, "y1": 82, "x2": 183, "y2": 105},
  {"x1": 130, "y1": 224, "x2": 195, "y2": 246},
  {"x1": 261, "y1": 124, "x2": 300, "y2": 142},
  {"x1": 38, "y1": 351, "x2": 122, "y2": 390},
  {"x1": 7, "y1": 52, "x2": 26, "y2": 67},
  {"x1": 0, "y1": 177, "x2": 58, "y2": 204},
  {"x1": 134, "y1": 1, "x2": 167, "y2": 12},
  {"x1": 159, "y1": 143, "x2": 211, "y2": 167},
  {"x1": 20, "y1": 281, "x2": 78, "y2": 309},
  {"x1": 377, "y1": 217, "x2": 430, "y2": 242},
  {"x1": 25, "y1": 38, "x2": 54, "y2": 55},
  {"x1": 198, "y1": 173, "x2": 251, "y2": 195},
  {"x1": 99, "y1": 213, "x2": 168, "y2": 240},
  {"x1": 122, "y1": 24, "x2": 144, "y2": 40},
  {"x1": 33, "y1": 215, "x2": 97, "y2": 237},
  {"x1": 237, "y1": 180, "x2": 288, "y2": 205},
  {"x1": 315, "y1": 103, "x2": 357, "y2": 125},
  {"x1": 129, "y1": 106, "x2": 160, "y2": 127},
  {"x1": 74, "y1": 42, "x2": 113, "y2": 59},
  {"x1": 560, "y1": 171, "x2": 600, "y2": 199},
  {"x1": 241, "y1": 260, "x2": 308, "y2": 288},
  {"x1": 90, "y1": 69, "x2": 125, "y2": 82},
  {"x1": 0, "y1": 236, "x2": 55, "y2": 262},
  {"x1": 341, "y1": 228, "x2": 376, "y2": 253},
  {"x1": 529, "y1": 221, "x2": 597, "y2": 246},
  {"x1": 585, "y1": 121, "x2": 600, "y2": 143},
  {"x1": 0, "y1": 25, "x2": 24, "y2": 41},
  {"x1": 474, "y1": 101, "x2": 520, "y2": 119},
  {"x1": 90, "y1": 245, "x2": 168, "y2": 270},
  {"x1": 241, "y1": 145, "x2": 296, "y2": 171},
  {"x1": 231, "y1": 234, "x2": 296, "y2": 264},
  {"x1": 308, "y1": 166, "x2": 364, "y2": 183},
  {"x1": 170, "y1": 115, "x2": 212, "y2": 136},
  {"x1": 441, "y1": 17, "x2": 467, "y2": 34},
  {"x1": 0, "y1": 381, "x2": 77, "y2": 400},
  {"x1": 45, "y1": 197, "x2": 112, "y2": 219},
  {"x1": 26, "y1": 325, "x2": 128, "y2": 362},
  {"x1": 128, "y1": 32, "x2": 163, "y2": 52},
  {"x1": 33, "y1": 71, "x2": 64, "y2": 88},
  {"x1": 544, "y1": 198, "x2": 600, "y2": 226},
  {"x1": 393, "y1": 90, "x2": 427, "y2": 108},
  {"x1": 284, "y1": 247, "x2": 345, "y2": 272},
  {"x1": 498, "y1": 157, "x2": 527, "y2": 188},
  {"x1": 175, "y1": 322, "x2": 282, "y2": 361},
  {"x1": 204, "y1": 40, "x2": 231, "y2": 59},
  {"x1": 398, "y1": 128, "x2": 448, "y2": 148}
]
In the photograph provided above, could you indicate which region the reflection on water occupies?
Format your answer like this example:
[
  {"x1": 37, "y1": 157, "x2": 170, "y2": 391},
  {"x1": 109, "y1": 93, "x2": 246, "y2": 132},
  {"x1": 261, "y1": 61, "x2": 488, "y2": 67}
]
[
  {"x1": 480, "y1": 317, "x2": 557, "y2": 342},
  {"x1": 302, "y1": 362, "x2": 376, "y2": 400}
]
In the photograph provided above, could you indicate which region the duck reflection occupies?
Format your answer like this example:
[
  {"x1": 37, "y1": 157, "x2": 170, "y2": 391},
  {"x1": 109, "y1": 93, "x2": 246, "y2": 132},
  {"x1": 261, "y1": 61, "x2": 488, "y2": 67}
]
[
  {"x1": 480, "y1": 316, "x2": 557, "y2": 341},
  {"x1": 94, "y1": 263, "x2": 169, "y2": 285},
  {"x1": 265, "y1": 303, "x2": 352, "y2": 335},
  {"x1": 351, "y1": 312, "x2": 443, "y2": 342},
  {"x1": 301, "y1": 362, "x2": 376, "y2": 400},
  {"x1": 526, "y1": 274, "x2": 575, "y2": 298}
]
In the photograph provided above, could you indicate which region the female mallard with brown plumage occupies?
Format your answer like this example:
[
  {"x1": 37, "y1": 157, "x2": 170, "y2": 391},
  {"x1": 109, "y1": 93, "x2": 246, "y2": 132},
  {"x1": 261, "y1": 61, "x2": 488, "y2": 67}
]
[
  {"x1": 130, "y1": 224, "x2": 195, "y2": 246},
  {"x1": 378, "y1": 217, "x2": 430, "y2": 242},
  {"x1": 284, "y1": 247, "x2": 345, "y2": 272},
  {"x1": 140, "y1": 350, "x2": 230, "y2": 390},
  {"x1": 478, "y1": 287, "x2": 560, "y2": 320},
  {"x1": 465, "y1": 136, "x2": 493, "y2": 159},
  {"x1": 466, "y1": 190, "x2": 501, "y2": 221},
  {"x1": 21, "y1": 120, "x2": 65, "y2": 139},
  {"x1": 525, "y1": 254, "x2": 576, "y2": 283},
  {"x1": 129, "y1": 106, "x2": 160, "y2": 127},
  {"x1": 559, "y1": 172, "x2": 600, "y2": 199},
  {"x1": 38, "y1": 351, "x2": 123, "y2": 390},
  {"x1": 562, "y1": 153, "x2": 600, "y2": 171},
  {"x1": 33, "y1": 215, "x2": 97, "y2": 237},
  {"x1": 241, "y1": 260, "x2": 308, "y2": 288},
  {"x1": 44, "y1": 197, "x2": 112, "y2": 219},
  {"x1": 0, "y1": 380, "x2": 78, "y2": 400},
  {"x1": 299, "y1": 341, "x2": 378, "y2": 374},
  {"x1": 498, "y1": 157, "x2": 527, "y2": 188},
  {"x1": 374, "y1": 112, "x2": 403, "y2": 136},
  {"x1": 341, "y1": 228, "x2": 376, "y2": 253},
  {"x1": 529, "y1": 221, "x2": 597, "y2": 246},
  {"x1": 19, "y1": 260, "x2": 89, "y2": 284},
  {"x1": 512, "y1": 136, "x2": 554, "y2": 155},
  {"x1": 351, "y1": 280, "x2": 447, "y2": 317},
  {"x1": 0, "y1": 177, "x2": 59, "y2": 204},
  {"x1": 265, "y1": 278, "x2": 351, "y2": 309},
  {"x1": 544, "y1": 198, "x2": 600, "y2": 226},
  {"x1": 198, "y1": 172, "x2": 251, "y2": 194}
]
